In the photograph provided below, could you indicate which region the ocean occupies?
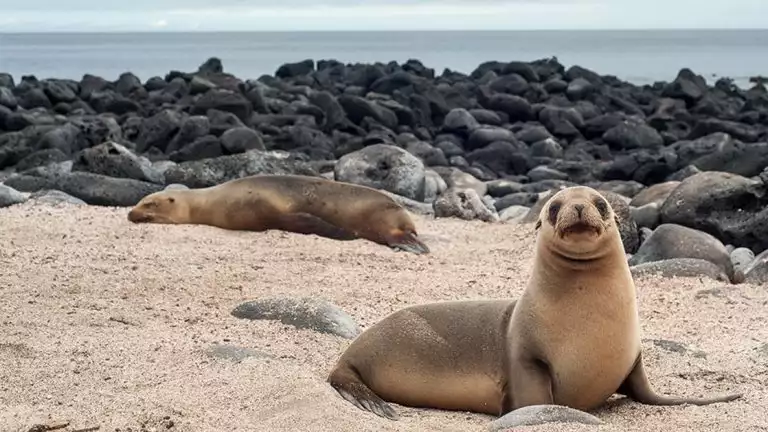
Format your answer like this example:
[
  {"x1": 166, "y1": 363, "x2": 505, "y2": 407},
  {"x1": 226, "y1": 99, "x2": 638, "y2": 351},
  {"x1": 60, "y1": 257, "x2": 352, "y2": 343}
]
[{"x1": 1, "y1": 30, "x2": 767, "y2": 89}]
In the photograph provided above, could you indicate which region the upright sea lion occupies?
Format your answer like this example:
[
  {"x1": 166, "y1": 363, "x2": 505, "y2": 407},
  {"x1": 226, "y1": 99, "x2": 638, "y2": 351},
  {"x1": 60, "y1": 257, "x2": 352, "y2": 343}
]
[
  {"x1": 326, "y1": 186, "x2": 740, "y2": 420},
  {"x1": 127, "y1": 174, "x2": 430, "y2": 254}
]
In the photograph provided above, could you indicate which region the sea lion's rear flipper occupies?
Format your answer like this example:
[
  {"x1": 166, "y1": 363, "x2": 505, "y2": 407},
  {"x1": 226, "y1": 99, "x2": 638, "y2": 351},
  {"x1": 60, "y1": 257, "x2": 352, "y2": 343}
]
[
  {"x1": 276, "y1": 213, "x2": 358, "y2": 241},
  {"x1": 327, "y1": 364, "x2": 399, "y2": 420},
  {"x1": 617, "y1": 353, "x2": 743, "y2": 406},
  {"x1": 386, "y1": 230, "x2": 430, "y2": 255}
]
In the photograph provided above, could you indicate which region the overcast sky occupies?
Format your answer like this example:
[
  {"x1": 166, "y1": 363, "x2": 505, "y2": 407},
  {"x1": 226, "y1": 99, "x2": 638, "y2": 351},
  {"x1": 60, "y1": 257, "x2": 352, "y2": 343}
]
[{"x1": 1, "y1": 0, "x2": 767, "y2": 32}]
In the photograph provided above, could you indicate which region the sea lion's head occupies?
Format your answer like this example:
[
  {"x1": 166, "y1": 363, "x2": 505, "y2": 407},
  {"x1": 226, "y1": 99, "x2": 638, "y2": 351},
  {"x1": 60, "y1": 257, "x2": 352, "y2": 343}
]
[
  {"x1": 535, "y1": 186, "x2": 620, "y2": 261},
  {"x1": 127, "y1": 190, "x2": 189, "y2": 224}
]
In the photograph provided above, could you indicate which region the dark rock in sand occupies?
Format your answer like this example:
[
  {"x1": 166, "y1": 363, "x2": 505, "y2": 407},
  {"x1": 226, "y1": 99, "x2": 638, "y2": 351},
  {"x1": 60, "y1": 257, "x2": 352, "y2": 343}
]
[
  {"x1": 628, "y1": 223, "x2": 741, "y2": 283},
  {"x1": 231, "y1": 296, "x2": 361, "y2": 339}
]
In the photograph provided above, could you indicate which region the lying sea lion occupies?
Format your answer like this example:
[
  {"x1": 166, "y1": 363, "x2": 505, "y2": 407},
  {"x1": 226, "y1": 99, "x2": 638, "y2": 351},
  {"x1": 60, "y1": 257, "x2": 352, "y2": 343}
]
[
  {"x1": 127, "y1": 174, "x2": 429, "y2": 254},
  {"x1": 326, "y1": 186, "x2": 741, "y2": 419}
]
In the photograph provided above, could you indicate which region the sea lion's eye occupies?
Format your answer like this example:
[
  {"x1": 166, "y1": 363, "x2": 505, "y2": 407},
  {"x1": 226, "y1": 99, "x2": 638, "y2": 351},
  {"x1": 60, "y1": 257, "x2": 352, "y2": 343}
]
[
  {"x1": 593, "y1": 198, "x2": 609, "y2": 218},
  {"x1": 168, "y1": 197, "x2": 175, "y2": 204},
  {"x1": 547, "y1": 201, "x2": 561, "y2": 225}
]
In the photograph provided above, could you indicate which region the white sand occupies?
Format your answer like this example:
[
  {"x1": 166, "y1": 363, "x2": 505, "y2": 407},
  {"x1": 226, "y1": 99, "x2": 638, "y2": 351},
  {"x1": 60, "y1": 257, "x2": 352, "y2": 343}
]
[{"x1": 0, "y1": 202, "x2": 765, "y2": 432}]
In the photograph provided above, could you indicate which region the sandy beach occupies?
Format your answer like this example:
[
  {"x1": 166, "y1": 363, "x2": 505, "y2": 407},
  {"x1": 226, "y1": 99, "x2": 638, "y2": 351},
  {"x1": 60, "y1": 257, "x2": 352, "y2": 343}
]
[{"x1": 0, "y1": 201, "x2": 765, "y2": 432}]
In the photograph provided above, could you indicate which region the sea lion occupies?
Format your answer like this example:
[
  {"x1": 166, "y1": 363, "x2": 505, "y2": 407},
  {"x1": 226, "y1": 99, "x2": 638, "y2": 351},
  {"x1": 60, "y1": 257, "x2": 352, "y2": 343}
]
[
  {"x1": 126, "y1": 174, "x2": 430, "y2": 254},
  {"x1": 326, "y1": 186, "x2": 741, "y2": 420}
]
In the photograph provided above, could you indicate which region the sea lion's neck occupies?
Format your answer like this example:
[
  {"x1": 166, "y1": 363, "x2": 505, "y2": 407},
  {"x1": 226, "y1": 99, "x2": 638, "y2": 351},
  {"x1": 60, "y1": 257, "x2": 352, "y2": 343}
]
[
  {"x1": 532, "y1": 236, "x2": 635, "y2": 300},
  {"x1": 180, "y1": 189, "x2": 215, "y2": 225}
]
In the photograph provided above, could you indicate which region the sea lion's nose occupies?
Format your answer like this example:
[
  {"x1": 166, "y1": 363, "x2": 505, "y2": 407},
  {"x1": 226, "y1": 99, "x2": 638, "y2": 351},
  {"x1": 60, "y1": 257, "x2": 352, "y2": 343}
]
[{"x1": 574, "y1": 204, "x2": 584, "y2": 218}]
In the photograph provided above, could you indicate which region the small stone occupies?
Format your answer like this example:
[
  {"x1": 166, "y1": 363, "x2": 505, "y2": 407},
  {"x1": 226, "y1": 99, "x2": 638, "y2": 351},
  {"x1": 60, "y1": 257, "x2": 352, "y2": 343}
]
[
  {"x1": 488, "y1": 404, "x2": 602, "y2": 431},
  {"x1": 231, "y1": 296, "x2": 361, "y2": 339}
]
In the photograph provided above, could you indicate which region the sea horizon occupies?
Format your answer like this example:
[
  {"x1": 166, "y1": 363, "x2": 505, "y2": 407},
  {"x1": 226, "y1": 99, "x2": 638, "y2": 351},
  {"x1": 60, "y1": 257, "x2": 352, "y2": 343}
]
[{"x1": 1, "y1": 29, "x2": 767, "y2": 88}]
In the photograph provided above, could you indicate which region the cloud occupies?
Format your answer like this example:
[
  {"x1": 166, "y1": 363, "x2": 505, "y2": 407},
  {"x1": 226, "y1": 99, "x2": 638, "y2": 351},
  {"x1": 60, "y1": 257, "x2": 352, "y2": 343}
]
[{"x1": 151, "y1": 19, "x2": 169, "y2": 28}]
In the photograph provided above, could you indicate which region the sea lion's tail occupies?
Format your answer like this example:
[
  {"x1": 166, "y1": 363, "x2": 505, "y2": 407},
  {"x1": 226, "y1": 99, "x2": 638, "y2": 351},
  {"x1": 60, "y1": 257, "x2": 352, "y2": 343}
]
[
  {"x1": 327, "y1": 363, "x2": 399, "y2": 420},
  {"x1": 387, "y1": 229, "x2": 430, "y2": 255}
]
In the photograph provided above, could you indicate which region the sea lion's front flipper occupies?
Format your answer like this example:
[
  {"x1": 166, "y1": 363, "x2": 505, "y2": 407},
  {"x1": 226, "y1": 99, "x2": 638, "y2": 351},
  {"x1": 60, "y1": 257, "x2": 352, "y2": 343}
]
[
  {"x1": 276, "y1": 213, "x2": 358, "y2": 241},
  {"x1": 385, "y1": 229, "x2": 430, "y2": 255},
  {"x1": 501, "y1": 357, "x2": 554, "y2": 415},
  {"x1": 617, "y1": 353, "x2": 742, "y2": 406}
]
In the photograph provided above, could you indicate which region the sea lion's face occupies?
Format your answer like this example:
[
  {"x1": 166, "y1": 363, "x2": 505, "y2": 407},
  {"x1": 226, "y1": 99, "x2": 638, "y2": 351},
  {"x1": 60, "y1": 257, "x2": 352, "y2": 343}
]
[
  {"x1": 535, "y1": 186, "x2": 619, "y2": 260},
  {"x1": 127, "y1": 191, "x2": 185, "y2": 224}
]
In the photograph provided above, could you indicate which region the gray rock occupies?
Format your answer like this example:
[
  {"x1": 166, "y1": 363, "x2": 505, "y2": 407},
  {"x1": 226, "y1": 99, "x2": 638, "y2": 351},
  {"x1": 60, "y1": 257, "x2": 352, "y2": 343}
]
[
  {"x1": 0, "y1": 184, "x2": 28, "y2": 208},
  {"x1": 163, "y1": 150, "x2": 318, "y2": 188},
  {"x1": 3, "y1": 171, "x2": 163, "y2": 207},
  {"x1": 494, "y1": 192, "x2": 540, "y2": 211},
  {"x1": 220, "y1": 126, "x2": 266, "y2": 153},
  {"x1": 630, "y1": 181, "x2": 681, "y2": 207},
  {"x1": 630, "y1": 258, "x2": 730, "y2": 283},
  {"x1": 630, "y1": 202, "x2": 661, "y2": 229},
  {"x1": 442, "y1": 108, "x2": 480, "y2": 135},
  {"x1": 629, "y1": 223, "x2": 741, "y2": 283},
  {"x1": 488, "y1": 404, "x2": 601, "y2": 431},
  {"x1": 744, "y1": 249, "x2": 768, "y2": 285},
  {"x1": 527, "y1": 166, "x2": 569, "y2": 182},
  {"x1": 433, "y1": 187, "x2": 499, "y2": 222},
  {"x1": 659, "y1": 171, "x2": 768, "y2": 255},
  {"x1": 431, "y1": 166, "x2": 487, "y2": 197},
  {"x1": 72, "y1": 141, "x2": 165, "y2": 184},
  {"x1": 485, "y1": 179, "x2": 524, "y2": 197},
  {"x1": 423, "y1": 169, "x2": 448, "y2": 203},
  {"x1": 29, "y1": 189, "x2": 87, "y2": 206},
  {"x1": 334, "y1": 143, "x2": 426, "y2": 202},
  {"x1": 731, "y1": 247, "x2": 756, "y2": 276},
  {"x1": 500, "y1": 205, "x2": 530, "y2": 223},
  {"x1": 379, "y1": 190, "x2": 434, "y2": 216},
  {"x1": 231, "y1": 296, "x2": 361, "y2": 339},
  {"x1": 205, "y1": 343, "x2": 272, "y2": 363}
]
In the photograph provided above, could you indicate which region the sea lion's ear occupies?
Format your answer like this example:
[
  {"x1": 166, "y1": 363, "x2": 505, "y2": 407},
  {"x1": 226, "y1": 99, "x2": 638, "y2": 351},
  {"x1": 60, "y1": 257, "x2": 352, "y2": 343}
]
[{"x1": 535, "y1": 219, "x2": 542, "y2": 231}]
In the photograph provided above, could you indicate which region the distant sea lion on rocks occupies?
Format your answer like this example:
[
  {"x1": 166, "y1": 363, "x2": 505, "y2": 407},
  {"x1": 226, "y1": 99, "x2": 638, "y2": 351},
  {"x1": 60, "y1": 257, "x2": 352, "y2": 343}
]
[
  {"x1": 326, "y1": 186, "x2": 740, "y2": 420},
  {"x1": 127, "y1": 174, "x2": 430, "y2": 254}
]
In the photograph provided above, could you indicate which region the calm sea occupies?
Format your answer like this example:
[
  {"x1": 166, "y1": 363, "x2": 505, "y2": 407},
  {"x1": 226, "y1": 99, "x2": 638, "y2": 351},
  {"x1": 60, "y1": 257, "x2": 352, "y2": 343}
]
[{"x1": 1, "y1": 30, "x2": 767, "y2": 89}]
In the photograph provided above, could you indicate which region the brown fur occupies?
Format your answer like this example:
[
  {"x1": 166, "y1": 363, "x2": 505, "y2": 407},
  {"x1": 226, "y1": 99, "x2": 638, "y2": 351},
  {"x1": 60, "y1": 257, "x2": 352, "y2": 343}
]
[
  {"x1": 127, "y1": 174, "x2": 429, "y2": 254},
  {"x1": 327, "y1": 186, "x2": 741, "y2": 420}
]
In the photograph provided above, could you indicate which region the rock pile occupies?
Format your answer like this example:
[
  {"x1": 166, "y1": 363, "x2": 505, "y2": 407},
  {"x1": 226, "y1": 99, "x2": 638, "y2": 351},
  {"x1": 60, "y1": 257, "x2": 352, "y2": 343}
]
[{"x1": 1, "y1": 56, "x2": 767, "y2": 283}]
